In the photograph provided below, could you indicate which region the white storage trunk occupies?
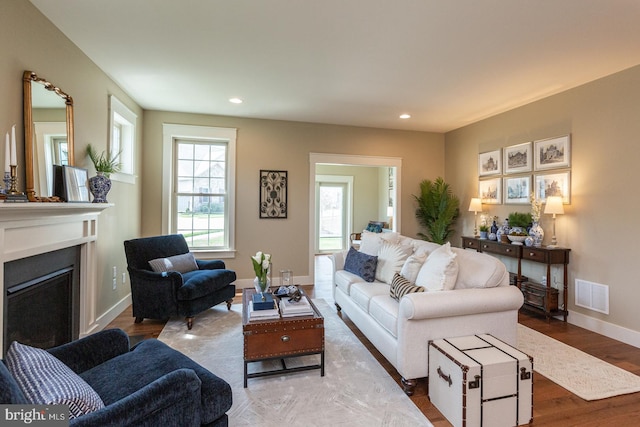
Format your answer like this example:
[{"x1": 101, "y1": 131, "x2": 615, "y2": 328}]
[{"x1": 428, "y1": 334, "x2": 533, "y2": 427}]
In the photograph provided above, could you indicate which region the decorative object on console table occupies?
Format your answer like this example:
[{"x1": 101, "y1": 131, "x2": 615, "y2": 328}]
[
  {"x1": 86, "y1": 143, "x2": 120, "y2": 203},
  {"x1": 544, "y1": 196, "x2": 564, "y2": 248},
  {"x1": 479, "y1": 225, "x2": 489, "y2": 240},
  {"x1": 468, "y1": 197, "x2": 482, "y2": 238},
  {"x1": 529, "y1": 192, "x2": 544, "y2": 247}
]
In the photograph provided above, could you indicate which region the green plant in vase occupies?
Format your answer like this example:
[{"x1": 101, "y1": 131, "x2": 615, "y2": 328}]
[
  {"x1": 85, "y1": 144, "x2": 121, "y2": 203},
  {"x1": 479, "y1": 224, "x2": 490, "y2": 239},
  {"x1": 507, "y1": 212, "x2": 532, "y2": 234},
  {"x1": 413, "y1": 177, "x2": 460, "y2": 244}
]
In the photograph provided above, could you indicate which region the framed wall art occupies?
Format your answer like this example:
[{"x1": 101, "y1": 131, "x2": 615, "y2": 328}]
[
  {"x1": 504, "y1": 142, "x2": 532, "y2": 174},
  {"x1": 478, "y1": 149, "x2": 501, "y2": 176},
  {"x1": 534, "y1": 171, "x2": 571, "y2": 203},
  {"x1": 503, "y1": 175, "x2": 531, "y2": 204},
  {"x1": 259, "y1": 170, "x2": 288, "y2": 218},
  {"x1": 479, "y1": 177, "x2": 501, "y2": 204},
  {"x1": 534, "y1": 135, "x2": 571, "y2": 170}
]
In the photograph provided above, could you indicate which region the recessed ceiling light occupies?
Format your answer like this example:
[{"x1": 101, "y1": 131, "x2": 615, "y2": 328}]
[
  {"x1": 229, "y1": 97, "x2": 243, "y2": 104},
  {"x1": 399, "y1": 113, "x2": 411, "y2": 119}
]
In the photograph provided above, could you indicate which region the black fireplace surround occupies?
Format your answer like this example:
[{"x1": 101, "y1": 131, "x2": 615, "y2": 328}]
[{"x1": 3, "y1": 246, "x2": 80, "y2": 355}]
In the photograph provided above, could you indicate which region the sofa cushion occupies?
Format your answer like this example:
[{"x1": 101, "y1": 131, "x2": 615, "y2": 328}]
[
  {"x1": 350, "y1": 281, "x2": 391, "y2": 312},
  {"x1": 0, "y1": 360, "x2": 28, "y2": 404},
  {"x1": 344, "y1": 247, "x2": 378, "y2": 282},
  {"x1": 453, "y1": 248, "x2": 508, "y2": 289},
  {"x1": 390, "y1": 273, "x2": 425, "y2": 301},
  {"x1": 334, "y1": 269, "x2": 363, "y2": 296},
  {"x1": 375, "y1": 242, "x2": 413, "y2": 284},
  {"x1": 369, "y1": 295, "x2": 400, "y2": 337},
  {"x1": 415, "y1": 242, "x2": 459, "y2": 291},
  {"x1": 149, "y1": 252, "x2": 198, "y2": 273},
  {"x1": 399, "y1": 251, "x2": 428, "y2": 283},
  {"x1": 5, "y1": 341, "x2": 105, "y2": 418},
  {"x1": 359, "y1": 230, "x2": 400, "y2": 256},
  {"x1": 80, "y1": 338, "x2": 232, "y2": 425},
  {"x1": 178, "y1": 269, "x2": 236, "y2": 300}
]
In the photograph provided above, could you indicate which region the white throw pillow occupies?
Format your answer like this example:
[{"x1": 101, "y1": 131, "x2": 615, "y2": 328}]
[
  {"x1": 359, "y1": 230, "x2": 400, "y2": 256},
  {"x1": 400, "y1": 251, "x2": 428, "y2": 283},
  {"x1": 375, "y1": 243, "x2": 413, "y2": 284},
  {"x1": 415, "y1": 242, "x2": 459, "y2": 291}
]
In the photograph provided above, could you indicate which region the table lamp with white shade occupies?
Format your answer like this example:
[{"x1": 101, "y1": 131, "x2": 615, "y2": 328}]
[
  {"x1": 468, "y1": 198, "x2": 483, "y2": 238},
  {"x1": 544, "y1": 196, "x2": 564, "y2": 248}
]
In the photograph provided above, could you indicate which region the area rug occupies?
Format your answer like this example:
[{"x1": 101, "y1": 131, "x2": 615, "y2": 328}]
[
  {"x1": 517, "y1": 324, "x2": 640, "y2": 401},
  {"x1": 158, "y1": 299, "x2": 432, "y2": 427}
]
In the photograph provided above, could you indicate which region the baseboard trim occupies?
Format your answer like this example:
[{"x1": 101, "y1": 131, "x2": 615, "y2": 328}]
[
  {"x1": 87, "y1": 293, "x2": 132, "y2": 335},
  {"x1": 568, "y1": 309, "x2": 640, "y2": 349}
]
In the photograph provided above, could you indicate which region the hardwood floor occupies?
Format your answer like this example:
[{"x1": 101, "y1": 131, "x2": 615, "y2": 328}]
[{"x1": 107, "y1": 256, "x2": 640, "y2": 426}]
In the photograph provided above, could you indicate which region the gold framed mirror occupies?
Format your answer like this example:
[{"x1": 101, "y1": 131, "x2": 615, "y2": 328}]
[{"x1": 23, "y1": 70, "x2": 75, "y2": 202}]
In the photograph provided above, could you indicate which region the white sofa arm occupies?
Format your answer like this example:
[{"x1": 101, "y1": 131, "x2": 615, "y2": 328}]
[
  {"x1": 330, "y1": 250, "x2": 348, "y2": 272},
  {"x1": 399, "y1": 286, "x2": 524, "y2": 320}
]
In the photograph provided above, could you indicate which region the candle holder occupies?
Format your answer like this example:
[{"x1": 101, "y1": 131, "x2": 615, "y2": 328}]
[
  {"x1": 5, "y1": 165, "x2": 28, "y2": 202},
  {"x1": 2, "y1": 171, "x2": 9, "y2": 194}
]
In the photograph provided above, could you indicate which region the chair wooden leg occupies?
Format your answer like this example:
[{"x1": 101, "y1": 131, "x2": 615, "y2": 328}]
[
  {"x1": 401, "y1": 377, "x2": 417, "y2": 396},
  {"x1": 134, "y1": 317, "x2": 143, "y2": 324},
  {"x1": 226, "y1": 299, "x2": 233, "y2": 310},
  {"x1": 186, "y1": 317, "x2": 194, "y2": 330}
]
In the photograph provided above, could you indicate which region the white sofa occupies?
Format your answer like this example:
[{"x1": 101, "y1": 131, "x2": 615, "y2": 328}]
[{"x1": 331, "y1": 231, "x2": 524, "y2": 395}]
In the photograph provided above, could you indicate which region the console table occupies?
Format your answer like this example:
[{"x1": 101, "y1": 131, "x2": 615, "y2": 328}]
[{"x1": 461, "y1": 236, "x2": 570, "y2": 321}]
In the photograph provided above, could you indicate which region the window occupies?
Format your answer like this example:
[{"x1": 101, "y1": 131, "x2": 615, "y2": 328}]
[
  {"x1": 162, "y1": 124, "x2": 236, "y2": 257},
  {"x1": 108, "y1": 95, "x2": 137, "y2": 183}
]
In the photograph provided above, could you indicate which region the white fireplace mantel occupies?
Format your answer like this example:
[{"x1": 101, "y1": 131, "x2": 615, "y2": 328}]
[{"x1": 0, "y1": 202, "x2": 111, "y2": 354}]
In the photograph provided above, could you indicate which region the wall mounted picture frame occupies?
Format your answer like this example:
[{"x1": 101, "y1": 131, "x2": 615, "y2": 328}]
[
  {"x1": 259, "y1": 170, "x2": 288, "y2": 218},
  {"x1": 504, "y1": 142, "x2": 532, "y2": 174},
  {"x1": 534, "y1": 171, "x2": 571, "y2": 203},
  {"x1": 503, "y1": 175, "x2": 531, "y2": 204},
  {"x1": 534, "y1": 135, "x2": 571, "y2": 171},
  {"x1": 62, "y1": 165, "x2": 89, "y2": 202},
  {"x1": 478, "y1": 149, "x2": 502, "y2": 176},
  {"x1": 479, "y1": 177, "x2": 502, "y2": 204}
]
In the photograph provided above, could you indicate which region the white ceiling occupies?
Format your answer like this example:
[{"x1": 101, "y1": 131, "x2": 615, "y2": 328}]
[{"x1": 30, "y1": 0, "x2": 640, "y2": 133}]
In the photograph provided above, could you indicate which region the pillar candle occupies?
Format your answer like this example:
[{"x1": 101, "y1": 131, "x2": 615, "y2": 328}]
[
  {"x1": 4, "y1": 132, "x2": 9, "y2": 173},
  {"x1": 10, "y1": 124, "x2": 17, "y2": 166}
]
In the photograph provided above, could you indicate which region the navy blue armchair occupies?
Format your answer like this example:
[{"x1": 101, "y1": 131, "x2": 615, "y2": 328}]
[
  {"x1": 124, "y1": 234, "x2": 236, "y2": 330},
  {"x1": 0, "y1": 329, "x2": 232, "y2": 426}
]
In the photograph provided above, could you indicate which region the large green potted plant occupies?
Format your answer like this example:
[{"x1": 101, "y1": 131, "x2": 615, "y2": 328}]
[{"x1": 413, "y1": 177, "x2": 460, "y2": 244}]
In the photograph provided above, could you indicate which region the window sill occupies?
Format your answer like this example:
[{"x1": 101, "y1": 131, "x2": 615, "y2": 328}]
[{"x1": 191, "y1": 249, "x2": 236, "y2": 259}]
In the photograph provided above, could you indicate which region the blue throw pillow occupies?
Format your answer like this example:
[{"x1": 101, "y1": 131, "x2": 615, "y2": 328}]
[{"x1": 344, "y1": 247, "x2": 378, "y2": 282}]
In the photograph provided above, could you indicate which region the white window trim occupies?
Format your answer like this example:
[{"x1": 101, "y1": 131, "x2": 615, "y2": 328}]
[
  {"x1": 108, "y1": 95, "x2": 137, "y2": 184},
  {"x1": 162, "y1": 123, "x2": 237, "y2": 258}
]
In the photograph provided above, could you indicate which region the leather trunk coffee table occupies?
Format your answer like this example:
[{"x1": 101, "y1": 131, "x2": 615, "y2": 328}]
[{"x1": 242, "y1": 287, "x2": 325, "y2": 387}]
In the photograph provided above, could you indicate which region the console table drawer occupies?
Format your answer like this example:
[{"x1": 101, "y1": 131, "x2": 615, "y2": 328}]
[
  {"x1": 522, "y1": 247, "x2": 569, "y2": 264},
  {"x1": 478, "y1": 241, "x2": 521, "y2": 258},
  {"x1": 462, "y1": 237, "x2": 479, "y2": 250}
]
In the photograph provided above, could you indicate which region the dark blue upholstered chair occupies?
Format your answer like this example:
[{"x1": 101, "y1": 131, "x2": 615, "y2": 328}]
[
  {"x1": 124, "y1": 234, "x2": 236, "y2": 330},
  {"x1": 0, "y1": 329, "x2": 232, "y2": 426}
]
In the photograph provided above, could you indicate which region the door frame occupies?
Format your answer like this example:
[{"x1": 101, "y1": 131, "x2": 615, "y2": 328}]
[{"x1": 308, "y1": 153, "x2": 402, "y2": 282}]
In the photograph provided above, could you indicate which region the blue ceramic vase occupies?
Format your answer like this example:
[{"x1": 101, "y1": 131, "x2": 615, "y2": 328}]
[{"x1": 89, "y1": 172, "x2": 112, "y2": 203}]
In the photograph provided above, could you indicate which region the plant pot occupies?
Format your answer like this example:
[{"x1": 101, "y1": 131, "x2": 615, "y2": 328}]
[{"x1": 89, "y1": 172, "x2": 112, "y2": 203}]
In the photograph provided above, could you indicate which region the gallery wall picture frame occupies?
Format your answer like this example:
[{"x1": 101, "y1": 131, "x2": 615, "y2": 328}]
[
  {"x1": 478, "y1": 149, "x2": 502, "y2": 176},
  {"x1": 504, "y1": 142, "x2": 532, "y2": 174},
  {"x1": 534, "y1": 135, "x2": 571, "y2": 171},
  {"x1": 259, "y1": 170, "x2": 288, "y2": 218},
  {"x1": 534, "y1": 171, "x2": 571, "y2": 203},
  {"x1": 479, "y1": 177, "x2": 502, "y2": 204},
  {"x1": 62, "y1": 165, "x2": 90, "y2": 202},
  {"x1": 503, "y1": 175, "x2": 531, "y2": 204}
]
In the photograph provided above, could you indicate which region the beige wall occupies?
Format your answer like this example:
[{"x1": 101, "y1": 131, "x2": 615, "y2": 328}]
[
  {"x1": 142, "y1": 111, "x2": 444, "y2": 280},
  {"x1": 445, "y1": 64, "x2": 640, "y2": 333},
  {"x1": 1, "y1": 1, "x2": 143, "y2": 319}
]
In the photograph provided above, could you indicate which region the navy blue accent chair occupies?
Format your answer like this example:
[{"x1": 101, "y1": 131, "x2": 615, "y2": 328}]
[
  {"x1": 0, "y1": 329, "x2": 233, "y2": 426},
  {"x1": 124, "y1": 234, "x2": 236, "y2": 330}
]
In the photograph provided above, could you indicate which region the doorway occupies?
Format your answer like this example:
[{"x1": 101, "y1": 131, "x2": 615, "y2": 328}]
[{"x1": 315, "y1": 175, "x2": 353, "y2": 253}]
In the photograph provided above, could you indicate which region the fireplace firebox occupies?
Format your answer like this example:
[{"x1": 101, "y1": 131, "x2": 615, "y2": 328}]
[{"x1": 3, "y1": 246, "x2": 80, "y2": 354}]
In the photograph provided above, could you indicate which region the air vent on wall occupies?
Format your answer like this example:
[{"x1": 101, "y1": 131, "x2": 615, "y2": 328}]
[{"x1": 575, "y1": 279, "x2": 609, "y2": 314}]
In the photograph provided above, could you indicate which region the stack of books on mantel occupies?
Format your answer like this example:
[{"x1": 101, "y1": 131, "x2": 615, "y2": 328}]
[
  {"x1": 248, "y1": 300, "x2": 280, "y2": 321},
  {"x1": 279, "y1": 297, "x2": 314, "y2": 317}
]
